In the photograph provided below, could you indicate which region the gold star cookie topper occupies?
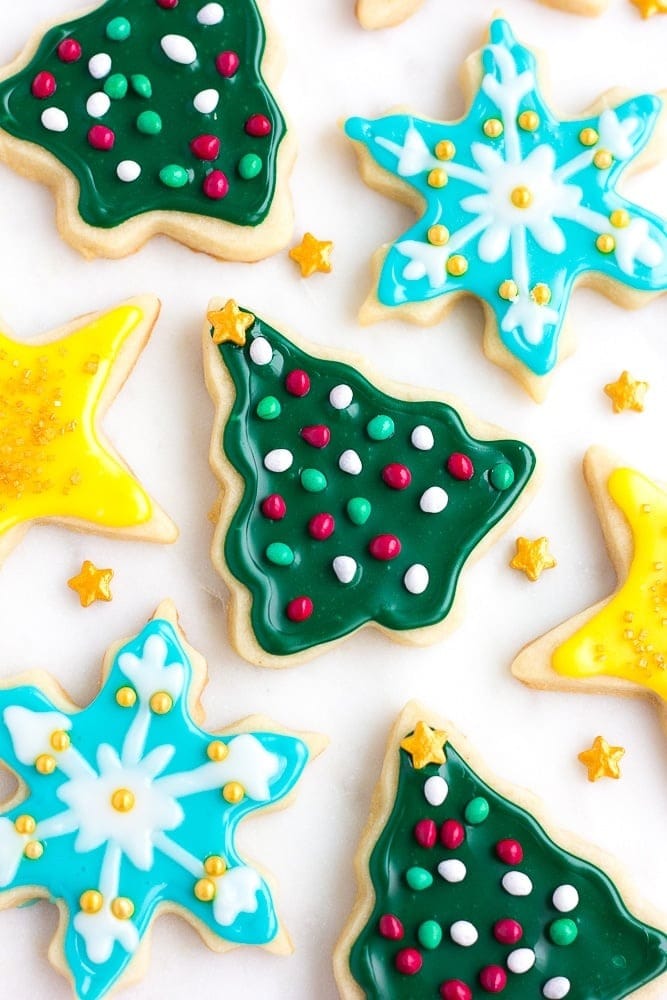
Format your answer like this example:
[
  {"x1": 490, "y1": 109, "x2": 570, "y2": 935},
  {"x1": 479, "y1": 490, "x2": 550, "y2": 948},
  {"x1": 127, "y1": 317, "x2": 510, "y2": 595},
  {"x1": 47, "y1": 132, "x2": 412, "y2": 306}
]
[
  {"x1": 604, "y1": 371, "x2": 648, "y2": 413},
  {"x1": 578, "y1": 736, "x2": 625, "y2": 782},
  {"x1": 289, "y1": 233, "x2": 333, "y2": 277},
  {"x1": 68, "y1": 560, "x2": 113, "y2": 607},
  {"x1": 207, "y1": 300, "x2": 255, "y2": 346},
  {"x1": 510, "y1": 536, "x2": 557, "y2": 581},
  {"x1": 0, "y1": 296, "x2": 176, "y2": 567},
  {"x1": 631, "y1": 0, "x2": 667, "y2": 16},
  {"x1": 400, "y1": 721, "x2": 448, "y2": 769}
]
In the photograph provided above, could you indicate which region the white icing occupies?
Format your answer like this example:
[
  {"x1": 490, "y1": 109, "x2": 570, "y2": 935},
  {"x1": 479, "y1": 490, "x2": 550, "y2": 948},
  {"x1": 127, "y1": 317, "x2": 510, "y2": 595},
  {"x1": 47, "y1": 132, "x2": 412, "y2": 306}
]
[
  {"x1": 117, "y1": 160, "x2": 141, "y2": 183},
  {"x1": 438, "y1": 859, "x2": 466, "y2": 883},
  {"x1": 598, "y1": 107, "x2": 637, "y2": 160},
  {"x1": 264, "y1": 449, "x2": 293, "y2": 473},
  {"x1": 339, "y1": 450, "x2": 362, "y2": 475},
  {"x1": 423, "y1": 775, "x2": 448, "y2": 806},
  {"x1": 614, "y1": 217, "x2": 663, "y2": 274},
  {"x1": 212, "y1": 865, "x2": 261, "y2": 926},
  {"x1": 332, "y1": 556, "x2": 357, "y2": 584},
  {"x1": 74, "y1": 900, "x2": 139, "y2": 965},
  {"x1": 420, "y1": 486, "x2": 448, "y2": 513},
  {"x1": 249, "y1": 337, "x2": 272, "y2": 365},
  {"x1": 404, "y1": 564, "x2": 429, "y2": 594},
  {"x1": 158, "y1": 733, "x2": 281, "y2": 802},
  {"x1": 86, "y1": 92, "x2": 110, "y2": 118},
  {"x1": 507, "y1": 948, "x2": 536, "y2": 973},
  {"x1": 88, "y1": 53, "x2": 112, "y2": 80},
  {"x1": 410, "y1": 425, "x2": 434, "y2": 450},
  {"x1": 197, "y1": 2, "x2": 225, "y2": 24},
  {"x1": 552, "y1": 884, "x2": 579, "y2": 912},
  {"x1": 502, "y1": 870, "x2": 533, "y2": 896},
  {"x1": 450, "y1": 920, "x2": 478, "y2": 946},
  {"x1": 543, "y1": 978, "x2": 571, "y2": 999},
  {"x1": 41, "y1": 108, "x2": 68, "y2": 132},
  {"x1": 501, "y1": 293, "x2": 560, "y2": 347},
  {"x1": 118, "y1": 633, "x2": 185, "y2": 706},
  {"x1": 160, "y1": 34, "x2": 198, "y2": 66},
  {"x1": 3, "y1": 706, "x2": 71, "y2": 764},
  {"x1": 194, "y1": 89, "x2": 220, "y2": 114},
  {"x1": 329, "y1": 384, "x2": 353, "y2": 409}
]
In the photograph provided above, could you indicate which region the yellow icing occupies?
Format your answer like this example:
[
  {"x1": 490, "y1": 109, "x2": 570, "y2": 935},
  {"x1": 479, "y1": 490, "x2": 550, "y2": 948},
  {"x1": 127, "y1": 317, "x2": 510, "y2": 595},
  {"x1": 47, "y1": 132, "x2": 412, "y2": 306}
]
[
  {"x1": 0, "y1": 306, "x2": 152, "y2": 534},
  {"x1": 553, "y1": 467, "x2": 667, "y2": 700}
]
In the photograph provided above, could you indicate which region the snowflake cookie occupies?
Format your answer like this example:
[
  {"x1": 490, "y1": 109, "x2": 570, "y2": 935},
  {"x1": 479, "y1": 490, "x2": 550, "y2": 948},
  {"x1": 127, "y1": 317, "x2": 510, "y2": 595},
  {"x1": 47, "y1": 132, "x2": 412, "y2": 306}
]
[
  {"x1": 345, "y1": 18, "x2": 667, "y2": 400},
  {"x1": 204, "y1": 300, "x2": 536, "y2": 666},
  {"x1": 334, "y1": 702, "x2": 667, "y2": 999},
  {"x1": 0, "y1": 602, "x2": 324, "y2": 1000},
  {"x1": 0, "y1": 0, "x2": 293, "y2": 260}
]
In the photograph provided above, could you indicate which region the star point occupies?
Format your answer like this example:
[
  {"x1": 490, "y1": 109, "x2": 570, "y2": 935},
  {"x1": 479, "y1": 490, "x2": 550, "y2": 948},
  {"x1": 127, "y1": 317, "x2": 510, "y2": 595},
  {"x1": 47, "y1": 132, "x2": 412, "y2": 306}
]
[
  {"x1": 400, "y1": 721, "x2": 448, "y2": 769},
  {"x1": 68, "y1": 560, "x2": 113, "y2": 607},
  {"x1": 510, "y1": 536, "x2": 557, "y2": 581},
  {"x1": 604, "y1": 371, "x2": 648, "y2": 413},
  {"x1": 632, "y1": 0, "x2": 667, "y2": 15},
  {"x1": 578, "y1": 736, "x2": 625, "y2": 781},
  {"x1": 289, "y1": 233, "x2": 333, "y2": 277},
  {"x1": 207, "y1": 301, "x2": 255, "y2": 346}
]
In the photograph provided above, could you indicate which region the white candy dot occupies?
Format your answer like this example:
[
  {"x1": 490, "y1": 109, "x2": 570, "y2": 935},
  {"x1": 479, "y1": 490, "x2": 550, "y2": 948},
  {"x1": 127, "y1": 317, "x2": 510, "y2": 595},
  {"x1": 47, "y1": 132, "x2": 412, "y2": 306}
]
[
  {"x1": 197, "y1": 2, "x2": 224, "y2": 24},
  {"x1": 502, "y1": 871, "x2": 533, "y2": 897},
  {"x1": 438, "y1": 859, "x2": 466, "y2": 883},
  {"x1": 88, "y1": 53, "x2": 112, "y2": 79},
  {"x1": 249, "y1": 337, "x2": 272, "y2": 366},
  {"x1": 411, "y1": 425, "x2": 434, "y2": 450},
  {"x1": 423, "y1": 775, "x2": 448, "y2": 807},
  {"x1": 264, "y1": 449, "x2": 292, "y2": 473},
  {"x1": 41, "y1": 108, "x2": 68, "y2": 132},
  {"x1": 450, "y1": 920, "x2": 478, "y2": 947},
  {"x1": 116, "y1": 160, "x2": 141, "y2": 183},
  {"x1": 161, "y1": 34, "x2": 198, "y2": 65},
  {"x1": 333, "y1": 556, "x2": 357, "y2": 585},
  {"x1": 86, "y1": 92, "x2": 110, "y2": 118},
  {"x1": 420, "y1": 486, "x2": 448, "y2": 514},
  {"x1": 552, "y1": 884, "x2": 579, "y2": 913},
  {"x1": 194, "y1": 88, "x2": 220, "y2": 114},
  {"x1": 339, "y1": 450, "x2": 362, "y2": 475},
  {"x1": 507, "y1": 948, "x2": 536, "y2": 974},
  {"x1": 404, "y1": 564, "x2": 429, "y2": 595},
  {"x1": 543, "y1": 978, "x2": 571, "y2": 999},
  {"x1": 329, "y1": 384, "x2": 353, "y2": 410}
]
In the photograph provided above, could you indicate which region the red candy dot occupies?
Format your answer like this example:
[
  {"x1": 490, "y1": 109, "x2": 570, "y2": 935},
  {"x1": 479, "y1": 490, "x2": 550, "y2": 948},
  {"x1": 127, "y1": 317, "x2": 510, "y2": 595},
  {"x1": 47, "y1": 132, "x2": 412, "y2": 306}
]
[
  {"x1": 57, "y1": 38, "x2": 82, "y2": 63},
  {"x1": 88, "y1": 125, "x2": 115, "y2": 151},
  {"x1": 479, "y1": 966, "x2": 507, "y2": 993},
  {"x1": 440, "y1": 819, "x2": 465, "y2": 849},
  {"x1": 493, "y1": 918, "x2": 523, "y2": 945},
  {"x1": 156, "y1": 0, "x2": 179, "y2": 7},
  {"x1": 440, "y1": 982, "x2": 473, "y2": 1000},
  {"x1": 378, "y1": 914, "x2": 404, "y2": 940},
  {"x1": 495, "y1": 839, "x2": 524, "y2": 865},
  {"x1": 216, "y1": 50, "x2": 240, "y2": 77},
  {"x1": 308, "y1": 513, "x2": 335, "y2": 541},
  {"x1": 261, "y1": 494, "x2": 286, "y2": 521},
  {"x1": 245, "y1": 113, "x2": 272, "y2": 137},
  {"x1": 300, "y1": 425, "x2": 330, "y2": 449},
  {"x1": 31, "y1": 72, "x2": 56, "y2": 99},
  {"x1": 285, "y1": 369, "x2": 310, "y2": 397},
  {"x1": 414, "y1": 818, "x2": 437, "y2": 848},
  {"x1": 203, "y1": 170, "x2": 229, "y2": 200},
  {"x1": 447, "y1": 453, "x2": 474, "y2": 481},
  {"x1": 395, "y1": 948, "x2": 422, "y2": 976},
  {"x1": 286, "y1": 596, "x2": 313, "y2": 622},
  {"x1": 369, "y1": 534, "x2": 401, "y2": 561},
  {"x1": 190, "y1": 134, "x2": 220, "y2": 160},
  {"x1": 382, "y1": 463, "x2": 412, "y2": 490}
]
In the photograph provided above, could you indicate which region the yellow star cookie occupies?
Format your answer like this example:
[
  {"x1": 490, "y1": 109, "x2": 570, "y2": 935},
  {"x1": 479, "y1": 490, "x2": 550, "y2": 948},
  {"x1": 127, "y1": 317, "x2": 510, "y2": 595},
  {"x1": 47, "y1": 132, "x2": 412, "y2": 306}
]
[
  {"x1": 207, "y1": 300, "x2": 255, "y2": 346},
  {"x1": 400, "y1": 721, "x2": 447, "y2": 769},
  {"x1": 68, "y1": 560, "x2": 113, "y2": 607},
  {"x1": 289, "y1": 233, "x2": 333, "y2": 278},
  {"x1": 604, "y1": 371, "x2": 648, "y2": 413},
  {"x1": 578, "y1": 736, "x2": 625, "y2": 782},
  {"x1": 510, "y1": 536, "x2": 557, "y2": 581},
  {"x1": 0, "y1": 296, "x2": 176, "y2": 566},
  {"x1": 631, "y1": 0, "x2": 667, "y2": 15}
]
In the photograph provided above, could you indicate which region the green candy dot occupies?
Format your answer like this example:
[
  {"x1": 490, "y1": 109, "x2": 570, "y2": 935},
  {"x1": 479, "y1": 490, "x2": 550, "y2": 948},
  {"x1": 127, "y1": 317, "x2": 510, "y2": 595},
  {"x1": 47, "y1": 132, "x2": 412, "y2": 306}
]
[
  {"x1": 549, "y1": 918, "x2": 578, "y2": 946},
  {"x1": 239, "y1": 153, "x2": 263, "y2": 179},
  {"x1": 159, "y1": 164, "x2": 189, "y2": 189},
  {"x1": 131, "y1": 74, "x2": 152, "y2": 99},
  {"x1": 256, "y1": 396, "x2": 281, "y2": 420},
  {"x1": 490, "y1": 461, "x2": 515, "y2": 491},
  {"x1": 106, "y1": 16, "x2": 131, "y2": 41},
  {"x1": 366, "y1": 414, "x2": 395, "y2": 441},
  {"x1": 464, "y1": 796, "x2": 490, "y2": 825},
  {"x1": 417, "y1": 920, "x2": 442, "y2": 950},
  {"x1": 104, "y1": 73, "x2": 128, "y2": 100},
  {"x1": 301, "y1": 468, "x2": 327, "y2": 493},
  {"x1": 137, "y1": 110, "x2": 162, "y2": 135},
  {"x1": 406, "y1": 866, "x2": 433, "y2": 891},
  {"x1": 265, "y1": 543, "x2": 294, "y2": 567},
  {"x1": 347, "y1": 497, "x2": 371, "y2": 525}
]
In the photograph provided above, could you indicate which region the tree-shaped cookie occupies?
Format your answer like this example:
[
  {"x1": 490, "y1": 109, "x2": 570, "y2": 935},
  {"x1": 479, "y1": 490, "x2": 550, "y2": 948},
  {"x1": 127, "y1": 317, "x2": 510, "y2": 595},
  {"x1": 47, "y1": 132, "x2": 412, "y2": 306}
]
[
  {"x1": 204, "y1": 300, "x2": 536, "y2": 666},
  {"x1": 0, "y1": 602, "x2": 324, "y2": 1000},
  {"x1": 335, "y1": 703, "x2": 667, "y2": 999},
  {"x1": 345, "y1": 17, "x2": 667, "y2": 400},
  {"x1": 0, "y1": 0, "x2": 292, "y2": 260}
]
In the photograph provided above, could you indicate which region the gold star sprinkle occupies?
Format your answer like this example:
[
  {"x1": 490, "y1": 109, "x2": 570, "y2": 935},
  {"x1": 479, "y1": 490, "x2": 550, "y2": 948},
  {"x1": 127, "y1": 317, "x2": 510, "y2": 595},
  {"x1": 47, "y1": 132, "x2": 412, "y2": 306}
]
[
  {"x1": 631, "y1": 0, "x2": 667, "y2": 15},
  {"x1": 604, "y1": 371, "x2": 648, "y2": 414},
  {"x1": 289, "y1": 233, "x2": 333, "y2": 278},
  {"x1": 400, "y1": 721, "x2": 448, "y2": 770},
  {"x1": 578, "y1": 736, "x2": 625, "y2": 782},
  {"x1": 207, "y1": 301, "x2": 255, "y2": 346},
  {"x1": 68, "y1": 560, "x2": 113, "y2": 607},
  {"x1": 510, "y1": 537, "x2": 557, "y2": 582}
]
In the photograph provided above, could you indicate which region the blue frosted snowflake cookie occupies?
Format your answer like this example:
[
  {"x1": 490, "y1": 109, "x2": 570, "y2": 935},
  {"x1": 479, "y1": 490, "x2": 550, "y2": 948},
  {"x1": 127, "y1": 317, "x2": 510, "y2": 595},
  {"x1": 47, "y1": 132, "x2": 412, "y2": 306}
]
[
  {"x1": 345, "y1": 18, "x2": 667, "y2": 400},
  {"x1": 0, "y1": 602, "x2": 324, "y2": 1000}
]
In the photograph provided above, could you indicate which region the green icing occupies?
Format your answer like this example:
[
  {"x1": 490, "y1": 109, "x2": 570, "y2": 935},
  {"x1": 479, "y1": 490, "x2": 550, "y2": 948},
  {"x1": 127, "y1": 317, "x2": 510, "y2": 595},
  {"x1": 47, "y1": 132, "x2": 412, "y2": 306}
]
[
  {"x1": 0, "y1": 0, "x2": 285, "y2": 229},
  {"x1": 213, "y1": 316, "x2": 536, "y2": 658},
  {"x1": 349, "y1": 734, "x2": 667, "y2": 998}
]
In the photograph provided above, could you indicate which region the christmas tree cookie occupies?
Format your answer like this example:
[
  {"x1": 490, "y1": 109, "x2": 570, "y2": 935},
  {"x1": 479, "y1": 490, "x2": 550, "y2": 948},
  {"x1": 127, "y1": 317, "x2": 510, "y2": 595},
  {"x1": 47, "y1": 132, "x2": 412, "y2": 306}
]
[
  {"x1": 0, "y1": 601, "x2": 324, "y2": 1000},
  {"x1": 0, "y1": 295, "x2": 176, "y2": 567},
  {"x1": 356, "y1": 0, "x2": 425, "y2": 30},
  {"x1": 0, "y1": 0, "x2": 293, "y2": 261},
  {"x1": 204, "y1": 300, "x2": 536, "y2": 666},
  {"x1": 334, "y1": 702, "x2": 667, "y2": 999},
  {"x1": 344, "y1": 17, "x2": 667, "y2": 400},
  {"x1": 513, "y1": 447, "x2": 667, "y2": 733}
]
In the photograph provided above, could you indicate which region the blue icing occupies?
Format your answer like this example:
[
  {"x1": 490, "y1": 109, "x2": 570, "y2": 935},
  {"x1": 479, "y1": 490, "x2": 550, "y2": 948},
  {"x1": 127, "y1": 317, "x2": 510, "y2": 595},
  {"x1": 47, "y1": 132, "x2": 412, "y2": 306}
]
[
  {"x1": 345, "y1": 18, "x2": 667, "y2": 378},
  {"x1": 0, "y1": 618, "x2": 310, "y2": 1000}
]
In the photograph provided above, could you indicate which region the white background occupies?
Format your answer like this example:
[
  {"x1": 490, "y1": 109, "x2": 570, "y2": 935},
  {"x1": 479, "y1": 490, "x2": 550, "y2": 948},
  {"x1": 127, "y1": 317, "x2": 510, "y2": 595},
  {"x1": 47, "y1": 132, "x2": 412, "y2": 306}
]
[{"x1": 0, "y1": 0, "x2": 666, "y2": 997}]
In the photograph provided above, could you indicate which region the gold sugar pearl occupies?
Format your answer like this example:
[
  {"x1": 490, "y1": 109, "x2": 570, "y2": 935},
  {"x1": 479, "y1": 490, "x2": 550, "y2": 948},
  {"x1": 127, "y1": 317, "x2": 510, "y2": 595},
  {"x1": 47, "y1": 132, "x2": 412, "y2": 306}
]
[
  {"x1": 579, "y1": 127, "x2": 599, "y2": 147},
  {"x1": 510, "y1": 186, "x2": 533, "y2": 210},
  {"x1": 116, "y1": 686, "x2": 137, "y2": 709},
  {"x1": 14, "y1": 814, "x2": 36, "y2": 836},
  {"x1": 518, "y1": 110, "x2": 539, "y2": 132},
  {"x1": 111, "y1": 788, "x2": 135, "y2": 813},
  {"x1": 427, "y1": 168, "x2": 448, "y2": 188},
  {"x1": 204, "y1": 856, "x2": 227, "y2": 878},
  {"x1": 435, "y1": 139, "x2": 456, "y2": 160},
  {"x1": 483, "y1": 118, "x2": 504, "y2": 139},
  {"x1": 531, "y1": 284, "x2": 552, "y2": 306},
  {"x1": 499, "y1": 280, "x2": 519, "y2": 301},
  {"x1": 593, "y1": 150, "x2": 613, "y2": 170},
  {"x1": 446, "y1": 255, "x2": 468, "y2": 277},
  {"x1": 80, "y1": 889, "x2": 103, "y2": 914},
  {"x1": 35, "y1": 754, "x2": 56, "y2": 775},
  {"x1": 427, "y1": 224, "x2": 449, "y2": 247},
  {"x1": 24, "y1": 841, "x2": 44, "y2": 861},
  {"x1": 222, "y1": 781, "x2": 245, "y2": 804},
  {"x1": 207, "y1": 740, "x2": 229, "y2": 762},
  {"x1": 150, "y1": 691, "x2": 173, "y2": 715},
  {"x1": 50, "y1": 729, "x2": 70, "y2": 753},
  {"x1": 596, "y1": 234, "x2": 616, "y2": 254},
  {"x1": 111, "y1": 897, "x2": 135, "y2": 920},
  {"x1": 194, "y1": 878, "x2": 217, "y2": 903},
  {"x1": 610, "y1": 209, "x2": 630, "y2": 229}
]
